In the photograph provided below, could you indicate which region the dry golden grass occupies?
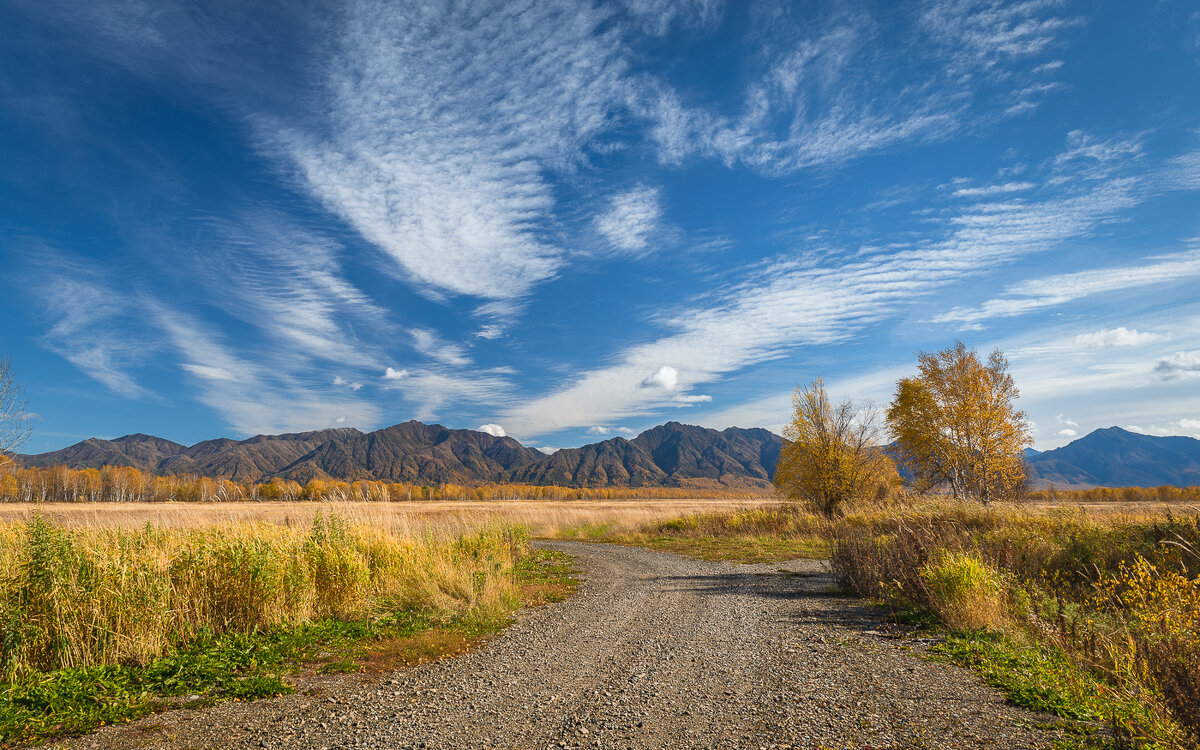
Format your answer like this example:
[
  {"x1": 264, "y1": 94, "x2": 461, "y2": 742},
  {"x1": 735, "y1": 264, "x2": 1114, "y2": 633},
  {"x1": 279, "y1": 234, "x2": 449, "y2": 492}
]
[{"x1": 0, "y1": 497, "x2": 778, "y2": 535}]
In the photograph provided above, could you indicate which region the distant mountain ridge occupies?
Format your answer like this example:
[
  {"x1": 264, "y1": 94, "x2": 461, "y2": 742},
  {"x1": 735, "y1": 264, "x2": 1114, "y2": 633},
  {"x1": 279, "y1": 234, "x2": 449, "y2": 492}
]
[
  {"x1": 20, "y1": 423, "x2": 1200, "y2": 489},
  {"x1": 1026, "y1": 426, "x2": 1200, "y2": 488},
  {"x1": 18, "y1": 421, "x2": 782, "y2": 488}
]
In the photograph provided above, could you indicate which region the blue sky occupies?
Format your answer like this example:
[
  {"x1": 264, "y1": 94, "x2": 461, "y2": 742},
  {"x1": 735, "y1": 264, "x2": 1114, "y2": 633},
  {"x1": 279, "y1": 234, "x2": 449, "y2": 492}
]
[{"x1": 3, "y1": 0, "x2": 1200, "y2": 454}]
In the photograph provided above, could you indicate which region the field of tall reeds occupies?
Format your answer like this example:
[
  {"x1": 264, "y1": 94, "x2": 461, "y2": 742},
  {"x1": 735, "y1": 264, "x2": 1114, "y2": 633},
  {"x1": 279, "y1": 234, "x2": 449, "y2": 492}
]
[{"x1": 0, "y1": 509, "x2": 539, "y2": 744}]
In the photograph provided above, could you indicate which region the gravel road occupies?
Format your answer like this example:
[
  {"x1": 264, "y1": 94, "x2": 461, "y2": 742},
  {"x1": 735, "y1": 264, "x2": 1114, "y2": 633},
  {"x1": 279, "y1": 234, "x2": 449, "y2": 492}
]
[{"x1": 60, "y1": 542, "x2": 1059, "y2": 749}]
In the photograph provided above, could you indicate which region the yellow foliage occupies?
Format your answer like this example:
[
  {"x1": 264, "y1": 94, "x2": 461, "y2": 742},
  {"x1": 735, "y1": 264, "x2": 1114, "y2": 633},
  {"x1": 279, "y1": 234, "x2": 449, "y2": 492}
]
[
  {"x1": 774, "y1": 379, "x2": 900, "y2": 516},
  {"x1": 887, "y1": 341, "x2": 1030, "y2": 504},
  {"x1": 0, "y1": 464, "x2": 766, "y2": 504}
]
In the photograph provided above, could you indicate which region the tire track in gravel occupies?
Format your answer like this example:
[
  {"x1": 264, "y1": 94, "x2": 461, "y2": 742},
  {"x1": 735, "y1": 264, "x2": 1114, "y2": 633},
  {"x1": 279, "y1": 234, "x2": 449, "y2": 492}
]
[{"x1": 60, "y1": 542, "x2": 1061, "y2": 750}]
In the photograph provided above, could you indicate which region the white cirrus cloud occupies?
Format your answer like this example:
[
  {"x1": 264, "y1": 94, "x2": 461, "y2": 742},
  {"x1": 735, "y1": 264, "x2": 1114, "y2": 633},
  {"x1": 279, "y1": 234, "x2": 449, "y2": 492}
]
[
  {"x1": 381, "y1": 369, "x2": 512, "y2": 422},
  {"x1": 936, "y1": 248, "x2": 1200, "y2": 325},
  {"x1": 277, "y1": 0, "x2": 630, "y2": 300},
  {"x1": 620, "y1": 0, "x2": 724, "y2": 36},
  {"x1": 502, "y1": 137, "x2": 1188, "y2": 437},
  {"x1": 595, "y1": 186, "x2": 663, "y2": 255},
  {"x1": 411, "y1": 329, "x2": 471, "y2": 367},
  {"x1": 35, "y1": 261, "x2": 155, "y2": 399},
  {"x1": 644, "y1": 1, "x2": 1072, "y2": 175},
  {"x1": 477, "y1": 423, "x2": 506, "y2": 438},
  {"x1": 185, "y1": 365, "x2": 238, "y2": 382},
  {"x1": 155, "y1": 306, "x2": 380, "y2": 436},
  {"x1": 952, "y1": 181, "x2": 1037, "y2": 198}
]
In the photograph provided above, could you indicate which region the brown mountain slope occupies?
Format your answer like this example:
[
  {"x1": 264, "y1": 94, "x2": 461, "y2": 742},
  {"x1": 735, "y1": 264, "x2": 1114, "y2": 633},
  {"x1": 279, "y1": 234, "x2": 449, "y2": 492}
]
[
  {"x1": 504, "y1": 423, "x2": 782, "y2": 487},
  {"x1": 18, "y1": 421, "x2": 781, "y2": 487},
  {"x1": 20, "y1": 434, "x2": 186, "y2": 471}
]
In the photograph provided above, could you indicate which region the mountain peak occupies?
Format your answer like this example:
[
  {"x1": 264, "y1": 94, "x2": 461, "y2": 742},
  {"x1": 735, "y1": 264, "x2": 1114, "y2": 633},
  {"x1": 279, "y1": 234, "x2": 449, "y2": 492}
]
[{"x1": 1029, "y1": 428, "x2": 1200, "y2": 488}]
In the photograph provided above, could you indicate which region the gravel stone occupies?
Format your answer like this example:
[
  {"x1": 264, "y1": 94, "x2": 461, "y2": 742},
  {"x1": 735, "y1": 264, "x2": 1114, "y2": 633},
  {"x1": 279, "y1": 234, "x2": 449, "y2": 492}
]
[{"x1": 56, "y1": 542, "x2": 1060, "y2": 749}]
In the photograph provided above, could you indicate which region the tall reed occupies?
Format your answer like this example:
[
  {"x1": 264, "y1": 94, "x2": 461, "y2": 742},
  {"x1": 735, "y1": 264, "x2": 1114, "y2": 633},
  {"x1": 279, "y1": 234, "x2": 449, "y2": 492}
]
[{"x1": 0, "y1": 511, "x2": 523, "y2": 676}]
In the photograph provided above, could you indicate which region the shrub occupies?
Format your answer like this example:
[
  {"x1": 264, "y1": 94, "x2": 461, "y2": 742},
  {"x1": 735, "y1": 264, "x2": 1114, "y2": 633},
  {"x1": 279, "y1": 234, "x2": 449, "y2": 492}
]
[{"x1": 919, "y1": 550, "x2": 1009, "y2": 631}]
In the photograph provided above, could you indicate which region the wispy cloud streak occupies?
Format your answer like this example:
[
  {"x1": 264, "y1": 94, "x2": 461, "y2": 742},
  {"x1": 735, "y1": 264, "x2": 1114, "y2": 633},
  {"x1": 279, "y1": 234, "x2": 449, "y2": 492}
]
[{"x1": 280, "y1": 0, "x2": 630, "y2": 301}]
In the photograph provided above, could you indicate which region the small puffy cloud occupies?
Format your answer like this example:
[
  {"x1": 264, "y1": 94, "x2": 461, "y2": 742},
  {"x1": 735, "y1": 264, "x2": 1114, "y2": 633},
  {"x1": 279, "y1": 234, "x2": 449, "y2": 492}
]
[
  {"x1": 477, "y1": 423, "x2": 507, "y2": 437},
  {"x1": 1058, "y1": 428, "x2": 1078, "y2": 437},
  {"x1": 1074, "y1": 327, "x2": 1165, "y2": 348},
  {"x1": 383, "y1": 367, "x2": 409, "y2": 380},
  {"x1": 641, "y1": 365, "x2": 678, "y2": 390},
  {"x1": 182, "y1": 364, "x2": 237, "y2": 381},
  {"x1": 675, "y1": 394, "x2": 712, "y2": 404},
  {"x1": 1154, "y1": 350, "x2": 1200, "y2": 379},
  {"x1": 335, "y1": 416, "x2": 347, "y2": 424},
  {"x1": 595, "y1": 186, "x2": 663, "y2": 255},
  {"x1": 615, "y1": 427, "x2": 637, "y2": 436},
  {"x1": 587, "y1": 425, "x2": 611, "y2": 436},
  {"x1": 333, "y1": 376, "x2": 362, "y2": 391},
  {"x1": 1180, "y1": 418, "x2": 1200, "y2": 430},
  {"x1": 537, "y1": 446, "x2": 558, "y2": 454}
]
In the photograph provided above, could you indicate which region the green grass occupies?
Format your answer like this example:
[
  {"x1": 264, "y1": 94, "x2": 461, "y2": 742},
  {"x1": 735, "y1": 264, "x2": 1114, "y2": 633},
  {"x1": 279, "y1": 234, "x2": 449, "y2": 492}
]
[
  {"x1": 0, "y1": 549, "x2": 578, "y2": 748},
  {"x1": 929, "y1": 629, "x2": 1164, "y2": 749}
]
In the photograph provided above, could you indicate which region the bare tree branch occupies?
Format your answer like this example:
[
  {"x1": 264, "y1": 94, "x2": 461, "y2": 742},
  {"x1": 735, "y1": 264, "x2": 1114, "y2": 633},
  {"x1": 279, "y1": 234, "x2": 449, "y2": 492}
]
[{"x1": 0, "y1": 354, "x2": 31, "y2": 469}]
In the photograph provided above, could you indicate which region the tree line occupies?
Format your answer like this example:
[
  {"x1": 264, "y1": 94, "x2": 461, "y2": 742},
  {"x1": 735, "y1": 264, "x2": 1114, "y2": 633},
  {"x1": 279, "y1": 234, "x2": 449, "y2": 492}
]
[{"x1": 0, "y1": 464, "x2": 760, "y2": 504}]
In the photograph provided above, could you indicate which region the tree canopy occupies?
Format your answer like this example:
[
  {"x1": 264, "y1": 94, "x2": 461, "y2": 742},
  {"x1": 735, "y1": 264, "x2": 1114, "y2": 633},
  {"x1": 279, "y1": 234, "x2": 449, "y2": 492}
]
[
  {"x1": 886, "y1": 341, "x2": 1030, "y2": 504},
  {"x1": 774, "y1": 379, "x2": 899, "y2": 517}
]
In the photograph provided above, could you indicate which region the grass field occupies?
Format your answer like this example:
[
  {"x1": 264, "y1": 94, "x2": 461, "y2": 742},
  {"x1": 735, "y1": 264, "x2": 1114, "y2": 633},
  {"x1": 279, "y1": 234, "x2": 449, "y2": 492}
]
[
  {"x1": 4, "y1": 495, "x2": 1198, "y2": 748},
  {"x1": 0, "y1": 504, "x2": 594, "y2": 746},
  {"x1": 0, "y1": 497, "x2": 777, "y2": 533}
]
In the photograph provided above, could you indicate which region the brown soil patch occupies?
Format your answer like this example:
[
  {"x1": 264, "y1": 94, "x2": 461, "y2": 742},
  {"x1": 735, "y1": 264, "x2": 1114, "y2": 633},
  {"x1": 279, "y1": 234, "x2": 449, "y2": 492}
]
[{"x1": 359, "y1": 629, "x2": 479, "y2": 674}]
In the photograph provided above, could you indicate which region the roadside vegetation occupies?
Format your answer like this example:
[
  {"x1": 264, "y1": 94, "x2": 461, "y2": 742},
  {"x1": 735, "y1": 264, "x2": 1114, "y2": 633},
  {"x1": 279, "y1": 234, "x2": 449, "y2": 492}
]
[
  {"x1": 829, "y1": 502, "x2": 1200, "y2": 749},
  {"x1": 0, "y1": 511, "x2": 576, "y2": 746}
]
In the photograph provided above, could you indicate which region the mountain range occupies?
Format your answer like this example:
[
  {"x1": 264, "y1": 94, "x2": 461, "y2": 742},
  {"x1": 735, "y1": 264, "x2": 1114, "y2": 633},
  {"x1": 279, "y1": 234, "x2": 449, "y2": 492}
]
[
  {"x1": 15, "y1": 423, "x2": 1200, "y2": 489},
  {"x1": 16, "y1": 421, "x2": 782, "y2": 488}
]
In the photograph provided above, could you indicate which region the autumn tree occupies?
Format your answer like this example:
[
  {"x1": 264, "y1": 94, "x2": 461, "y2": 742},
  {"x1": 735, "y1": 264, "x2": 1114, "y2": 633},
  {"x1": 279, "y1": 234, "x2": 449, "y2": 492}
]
[
  {"x1": 886, "y1": 341, "x2": 1030, "y2": 504},
  {"x1": 773, "y1": 379, "x2": 900, "y2": 517},
  {"x1": 0, "y1": 354, "x2": 30, "y2": 470}
]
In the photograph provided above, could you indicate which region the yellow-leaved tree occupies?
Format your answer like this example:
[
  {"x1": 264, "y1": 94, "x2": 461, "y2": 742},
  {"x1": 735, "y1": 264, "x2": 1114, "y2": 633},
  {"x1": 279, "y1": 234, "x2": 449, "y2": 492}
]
[
  {"x1": 886, "y1": 341, "x2": 1030, "y2": 504},
  {"x1": 773, "y1": 379, "x2": 900, "y2": 517}
]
